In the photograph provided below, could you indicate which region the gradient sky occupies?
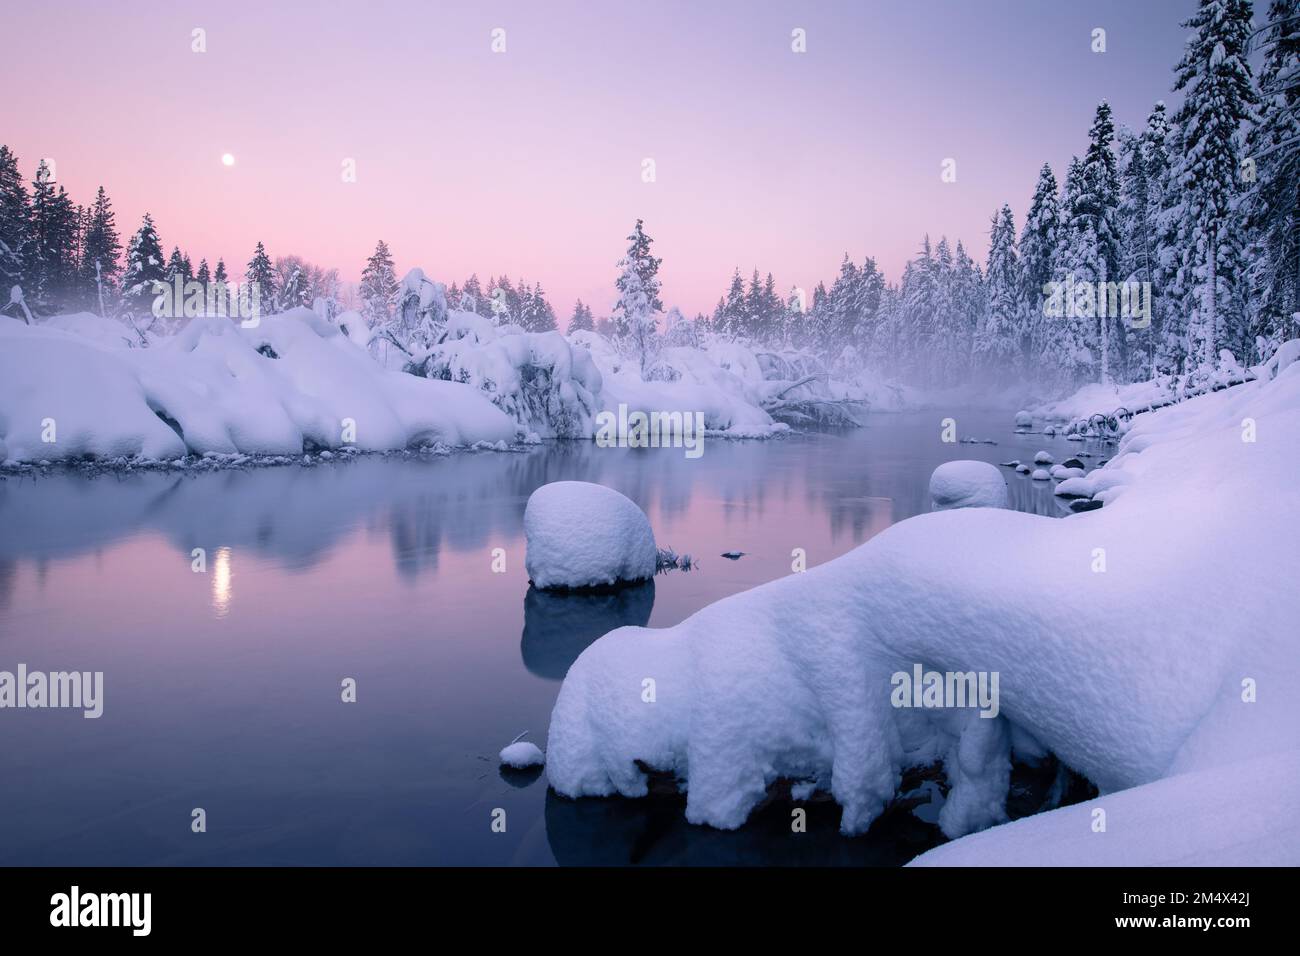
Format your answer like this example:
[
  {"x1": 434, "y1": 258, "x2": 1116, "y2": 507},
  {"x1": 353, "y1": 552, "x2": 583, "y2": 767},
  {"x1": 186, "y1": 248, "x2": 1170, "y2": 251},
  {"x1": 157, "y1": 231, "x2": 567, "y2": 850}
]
[{"x1": 1, "y1": 0, "x2": 1196, "y2": 318}]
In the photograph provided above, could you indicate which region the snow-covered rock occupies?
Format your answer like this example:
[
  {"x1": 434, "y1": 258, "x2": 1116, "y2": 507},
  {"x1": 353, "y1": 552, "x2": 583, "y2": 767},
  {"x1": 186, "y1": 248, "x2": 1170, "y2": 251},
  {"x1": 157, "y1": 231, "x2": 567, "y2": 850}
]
[
  {"x1": 1031, "y1": 468, "x2": 1051, "y2": 480},
  {"x1": 546, "y1": 345, "x2": 1300, "y2": 852},
  {"x1": 1033, "y1": 451, "x2": 1054, "y2": 465},
  {"x1": 1015, "y1": 410, "x2": 1033, "y2": 428},
  {"x1": 524, "y1": 481, "x2": 656, "y2": 590},
  {"x1": 928, "y1": 460, "x2": 1009, "y2": 511},
  {"x1": 0, "y1": 310, "x2": 517, "y2": 463},
  {"x1": 499, "y1": 741, "x2": 545, "y2": 769}
]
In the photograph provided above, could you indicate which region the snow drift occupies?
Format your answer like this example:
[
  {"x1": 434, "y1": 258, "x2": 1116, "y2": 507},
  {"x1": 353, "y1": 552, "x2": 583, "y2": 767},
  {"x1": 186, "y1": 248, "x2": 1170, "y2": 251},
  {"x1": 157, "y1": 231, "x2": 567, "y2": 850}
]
[
  {"x1": 0, "y1": 310, "x2": 517, "y2": 463},
  {"x1": 546, "y1": 342, "x2": 1300, "y2": 858}
]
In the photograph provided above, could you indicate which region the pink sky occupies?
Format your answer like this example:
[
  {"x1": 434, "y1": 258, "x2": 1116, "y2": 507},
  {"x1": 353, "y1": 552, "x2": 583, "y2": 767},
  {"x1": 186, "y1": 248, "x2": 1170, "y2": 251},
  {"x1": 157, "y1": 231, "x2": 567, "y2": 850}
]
[{"x1": 2, "y1": 0, "x2": 1190, "y2": 318}]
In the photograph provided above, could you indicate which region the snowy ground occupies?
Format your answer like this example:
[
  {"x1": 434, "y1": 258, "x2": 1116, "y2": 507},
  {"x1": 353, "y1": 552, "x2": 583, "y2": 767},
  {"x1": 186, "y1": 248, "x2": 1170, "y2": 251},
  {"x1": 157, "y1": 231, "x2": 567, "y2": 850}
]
[{"x1": 545, "y1": 341, "x2": 1300, "y2": 863}]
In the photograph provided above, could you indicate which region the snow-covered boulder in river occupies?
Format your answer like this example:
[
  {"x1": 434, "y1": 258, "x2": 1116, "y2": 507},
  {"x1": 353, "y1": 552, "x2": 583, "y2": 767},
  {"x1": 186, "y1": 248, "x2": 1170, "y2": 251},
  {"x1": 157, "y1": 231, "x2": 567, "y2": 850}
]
[
  {"x1": 928, "y1": 460, "x2": 1009, "y2": 511},
  {"x1": 524, "y1": 481, "x2": 656, "y2": 589}
]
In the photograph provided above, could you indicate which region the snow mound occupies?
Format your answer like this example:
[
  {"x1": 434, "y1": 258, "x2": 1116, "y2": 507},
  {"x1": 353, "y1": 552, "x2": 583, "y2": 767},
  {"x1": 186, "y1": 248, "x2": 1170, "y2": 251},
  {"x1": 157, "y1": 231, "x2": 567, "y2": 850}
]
[
  {"x1": 524, "y1": 481, "x2": 656, "y2": 589},
  {"x1": 910, "y1": 749, "x2": 1300, "y2": 866},
  {"x1": 928, "y1": 460, "x2": 1009, "y2": 511},
  {"x1": 546, "y1": 345, "x2": 1300, "y2": 852},
  {"x1": 499, "y1": 741, "x2": 546, "y2": 769},
  {"x1": 416, "y1": 314, "x2": 603, "y2": 438},
  {"x1": 571, "y1": 331, "x2": 785, "y2": 438},
  {"x1": 0, "y1": 310, "x2": 517, "y2": 463}
]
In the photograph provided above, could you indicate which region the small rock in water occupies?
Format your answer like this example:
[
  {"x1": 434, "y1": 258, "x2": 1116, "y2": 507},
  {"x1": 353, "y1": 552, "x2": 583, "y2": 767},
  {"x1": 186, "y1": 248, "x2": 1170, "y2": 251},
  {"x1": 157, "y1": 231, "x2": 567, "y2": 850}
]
[
  {"x1": 1016, "y1": 464, "x2": 1031, "y2": 474},
  {"x1": 1069, "y1": 498, "x2": 1104, "y2": 513},
  {"x1": 1033, "y1": 451, "x2": 1055, "y2": 465},
  {"x1": 999, "y1": 460, "x2": 1020, "y2": 468},
  {"x1": 1014, "y1": 410, "x2": 1033, "y2": 428},
  {"x1": 929, "y1": 460, "x2": 1009, "y2": 511},
  {"x1": 720, "y1": 551, "x2": 746, "y2": 560},
  {"x1": 1031, "y1": 468, "x2": 1051, "y2": 480},
  {"x1": 499, "y1": 741, "x2": 545, "y2": 769},
  {"x1": 1062, "y1": 457, "x2": 1086, "y2": 469}
]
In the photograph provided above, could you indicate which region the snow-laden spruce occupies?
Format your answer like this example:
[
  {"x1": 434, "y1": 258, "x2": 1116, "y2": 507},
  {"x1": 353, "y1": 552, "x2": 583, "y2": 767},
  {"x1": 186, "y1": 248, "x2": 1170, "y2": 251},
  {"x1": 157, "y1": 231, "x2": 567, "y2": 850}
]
[
  {"x1": 0, "y1": 308, "x2": 517, "y2": 463},
  {"x1": 524, "y1": 481, "x2": 657, "y2": 590},
  {"x1": 928, "y1": 460, "x2": 1009, "y2": 511},
  {"x1": 546, "y1": 344, "x2": 1300, "y2": 852}
]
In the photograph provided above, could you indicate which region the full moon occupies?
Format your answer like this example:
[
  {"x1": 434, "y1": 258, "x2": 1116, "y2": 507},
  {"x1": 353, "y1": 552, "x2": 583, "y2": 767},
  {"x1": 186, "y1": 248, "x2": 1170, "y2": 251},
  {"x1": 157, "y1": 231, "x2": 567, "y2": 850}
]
[{"x1": 221, "y1": 153, "x2": 235, "y2": 167}]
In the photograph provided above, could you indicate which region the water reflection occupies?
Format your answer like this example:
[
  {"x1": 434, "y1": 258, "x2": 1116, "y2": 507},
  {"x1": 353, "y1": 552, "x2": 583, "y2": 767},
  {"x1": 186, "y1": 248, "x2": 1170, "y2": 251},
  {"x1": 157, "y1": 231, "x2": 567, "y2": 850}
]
[
  {"x1": 211, "y1": 546, "x2": 233, "y2": 617},
  {"x1": 521, "y1": 581, "x2": 655, "y2": 680},
  {"x1": 0, "y1": 410, "x2": 1111, "y2": 866},
  {"x1": 543, "y1": 788, "x2": 944, "y2": 866}
]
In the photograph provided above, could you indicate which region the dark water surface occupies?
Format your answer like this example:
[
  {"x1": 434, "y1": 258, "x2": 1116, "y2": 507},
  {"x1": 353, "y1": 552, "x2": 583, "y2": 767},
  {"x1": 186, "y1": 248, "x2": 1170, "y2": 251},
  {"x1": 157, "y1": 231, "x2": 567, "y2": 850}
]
[{"x1": 0, "y1": 410, "x2": 1099, "y2": 865}]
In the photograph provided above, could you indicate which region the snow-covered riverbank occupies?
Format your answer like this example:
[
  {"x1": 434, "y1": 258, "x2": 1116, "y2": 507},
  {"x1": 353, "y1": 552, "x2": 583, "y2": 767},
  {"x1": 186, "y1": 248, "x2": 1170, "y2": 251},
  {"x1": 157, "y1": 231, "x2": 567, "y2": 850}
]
[
  {"x1": 545, "y1": 341, "x2": 1300, "y2": 862},
  {"x1": 1, "y1": 306, "x2": 953, "y2": 466}
]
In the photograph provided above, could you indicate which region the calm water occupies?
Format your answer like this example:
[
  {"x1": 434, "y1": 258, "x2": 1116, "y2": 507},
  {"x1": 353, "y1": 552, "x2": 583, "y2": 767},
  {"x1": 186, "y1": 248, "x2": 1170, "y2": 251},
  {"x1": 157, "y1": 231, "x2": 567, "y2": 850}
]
[{"x1": 0, "y1": 410, "x2": 1097, "y2": 866}]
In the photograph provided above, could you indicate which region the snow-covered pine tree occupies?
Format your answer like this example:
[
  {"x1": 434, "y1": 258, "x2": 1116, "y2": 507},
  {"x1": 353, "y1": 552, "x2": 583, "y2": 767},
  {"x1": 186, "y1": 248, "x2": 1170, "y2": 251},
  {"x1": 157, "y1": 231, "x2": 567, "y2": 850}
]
[
  {"x1": 120, "y1": 214, "x2": 166, "y2": 318},
  {"x1": 854, "y1": 258, "x2": 886, "y2": 358},
  {"x1": 973, "y1": 206, "x2": 1021, "y2": 380},
  {"x1": 0, "y1": 145, "x2": 29, "y2": 301},
  {"x1": 948, "y1": 240, "x2": 984, "y2": 382},
  {"x1": 929, "y1": 237, "x2": 957, "y2": 382},
  {"x1": 461, "y1": 274, "x2": 486, "y2": 314},
  {"x1": 719, "y1": 269, "x2": 746, "y2": 340},
  {"x1": 567, "y1": 298, "x2": 595, "y2": 334},
  {"x1": 898, "y1": 238, "x2": 939, "y2": 382},
  {"x1": 196, "y1": 258, "x2": 210, "y2": 285},
  {"x1": 164, "y1": 246, "x2": 187, "y2": 289},
  {"x1": 1120, "y1": 104, "x2": 1174, "y2": 378},
  {"x1": 527, "y1": 281, "x2": 558, "y2": 331},
  {"x1": 1046, "y1": 157, "x2": 1098, "y2": 382},
  {"x1": 1071, "y1": 101, "x2": 1123, "y2": 383},
  {"x1": 612, "y1": 254, "x2": 660, "y2": 376},
  {"x1": 80, "y1": 186, "x2": 121, "y2": 312},
  {"x1": 1169, "y1": 0, "x2": 1258, "y2": 373},
  {"x1": 622, "y1": 218, "x2": 663, "y2": 313},
  {"x1": 360, "y1": 239, "x2": 398, "y2": 330},
  {"x1": 1018, "y1": 163, "x2": 1061, "y2": 374},
  {"x1": 26, "y1": 160, "x2": 79, "y2": 314},
  {"x1": 1243, "y1": 0, "x2": 1300, "y2": 352},
  {"x1": 245, "y1": 242, "x2": 276, "y2": 312}
]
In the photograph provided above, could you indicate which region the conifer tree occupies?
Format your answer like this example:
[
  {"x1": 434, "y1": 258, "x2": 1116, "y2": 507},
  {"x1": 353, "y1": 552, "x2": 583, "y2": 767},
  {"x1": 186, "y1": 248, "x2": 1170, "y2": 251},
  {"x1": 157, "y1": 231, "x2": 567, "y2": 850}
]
[
  {"x1": 120, "y1": 214, "x2": 166, "y2": 317},
  {"x1": 0, "y1": 145, "x2": 29, "y2": 296},
  {"x1": 1169, "y1": 0, "x2": 1258, "y2": 370}
]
